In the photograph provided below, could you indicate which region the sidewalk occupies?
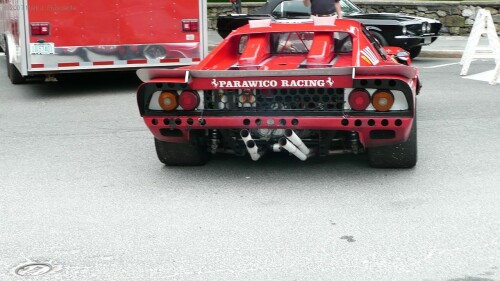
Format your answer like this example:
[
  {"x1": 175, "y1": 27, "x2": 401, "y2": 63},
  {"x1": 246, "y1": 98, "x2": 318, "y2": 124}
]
[
  {"x1": 420, "y1": 36, "x2": 489, "y2": 58},
  {"x1": 208, "y1": 30, "x2": 490, "y2": 59}
]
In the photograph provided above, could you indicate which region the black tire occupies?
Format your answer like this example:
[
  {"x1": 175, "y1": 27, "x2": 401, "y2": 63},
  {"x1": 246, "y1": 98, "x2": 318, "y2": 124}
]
[
  {"x1": 154, "y1": 134, "x2": 210, "y2": 166},
  {"x1": 368, "y1": 117, "x2": 417, "y2": 168},
  {"x1": 370, "y1": 31, "x2": 388, "y2": 46},
  {"x1": 5, "y1": 42, "x2": 26, "y2": 84},
  {"x1": 409, "y1": 46, "x2": 422, "y2": 59}
]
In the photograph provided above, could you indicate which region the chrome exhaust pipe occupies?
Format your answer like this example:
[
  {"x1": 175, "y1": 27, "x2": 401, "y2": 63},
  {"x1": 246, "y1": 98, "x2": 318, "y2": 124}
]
[
  {"x1": 279, "y1": 137, "x2": 307, "y2": 161},
  {"x1": 284, "y1": 129, "x2": 310, "y2": 156},
  {"x1": 272, "y1": 143, "x2": 282, "y2": 152},
  {"x1": 246, "y1": 140, "x2": 262, "y2": 161},
  {"x1": 241, "y1": 129, "x2": 252, "y2": 143},
  {"x1": 241, "y1": 129, "x2": 262, "y2": 161}
]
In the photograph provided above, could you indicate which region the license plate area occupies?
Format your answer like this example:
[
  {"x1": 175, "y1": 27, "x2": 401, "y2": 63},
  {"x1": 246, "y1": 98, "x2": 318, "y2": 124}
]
[{"x1": 30, "y1": 43, "x2": 55, "y2": 55}]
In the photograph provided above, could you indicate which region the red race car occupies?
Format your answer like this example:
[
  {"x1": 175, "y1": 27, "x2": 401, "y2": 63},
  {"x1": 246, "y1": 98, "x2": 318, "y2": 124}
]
[{"x1": 136, "y1": 17, "x2": 420, "y2": 168}]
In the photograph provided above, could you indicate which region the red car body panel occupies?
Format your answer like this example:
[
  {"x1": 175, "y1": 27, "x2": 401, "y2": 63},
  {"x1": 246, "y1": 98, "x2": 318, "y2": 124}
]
[{"x1": 136, "y1": 18, "x2": 420, "y2": 165}]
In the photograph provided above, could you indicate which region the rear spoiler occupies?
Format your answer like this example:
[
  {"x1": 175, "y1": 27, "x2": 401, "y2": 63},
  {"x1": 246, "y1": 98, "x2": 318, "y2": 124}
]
[{"x1": 137, "y1": 65, "x2": 417, "y2": 83}]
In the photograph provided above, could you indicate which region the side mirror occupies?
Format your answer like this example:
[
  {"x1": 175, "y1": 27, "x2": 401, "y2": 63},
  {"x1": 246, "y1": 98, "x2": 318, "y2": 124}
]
[{"x1": 395, "y1": 51, "x2": 410, "y2": 65}]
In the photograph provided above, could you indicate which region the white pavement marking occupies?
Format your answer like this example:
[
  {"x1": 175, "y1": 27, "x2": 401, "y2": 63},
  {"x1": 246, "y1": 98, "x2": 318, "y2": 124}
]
[
  {"x1": 423, "y1": 62, "x2": 460, "y2": 69},
  {"x1": 463, "y1": 69, "x2": 500, "y2": 84}
]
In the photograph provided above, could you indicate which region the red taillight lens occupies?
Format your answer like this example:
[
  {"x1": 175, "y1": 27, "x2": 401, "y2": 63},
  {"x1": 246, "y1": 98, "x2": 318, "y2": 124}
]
[
  {"x1": 348, "y1": 88, "x2": 371, "y2": 111},
  {"x1": 158, "y1": 91, "x2": 178, "y2": 111},
  {"x1": 181, "y1": 20, "x2": 198, "y2": 32},
  {"x1": 31, "y1": 23, "x2": 50, "y2": 35},
  {"x1": 179, "y1": 91, "x2": 199, "y2": 110},
  {"x1": 372, "y1": 90, "x2": 394, "y2": 112}
]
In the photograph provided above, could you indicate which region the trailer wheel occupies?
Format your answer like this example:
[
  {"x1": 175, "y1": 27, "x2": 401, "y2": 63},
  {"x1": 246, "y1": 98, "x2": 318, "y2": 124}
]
[
  {"x1": 370, "y1": 31, "x2": 388, "y2": 46},
  {"x1": 5, "y1": 43, "x2": 26, "y2": 84},
  {"x1": 154, "y1": 136, "x2": 210, "y2": 166},
  {"x1": 368, "y1": 117, "x2": 417, "y2": 168}
]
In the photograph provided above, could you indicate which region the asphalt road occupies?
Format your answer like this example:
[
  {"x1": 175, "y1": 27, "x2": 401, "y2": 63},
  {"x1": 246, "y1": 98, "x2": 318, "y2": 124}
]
[{"x1": 0, "y1": 55, "x2": 499, "y2": 281}]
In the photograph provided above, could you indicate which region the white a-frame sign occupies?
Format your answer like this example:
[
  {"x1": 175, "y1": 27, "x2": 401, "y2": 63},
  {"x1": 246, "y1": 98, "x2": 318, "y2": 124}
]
[{"x1": 460, "y1": 9, "x2": 500, "y2": 85}]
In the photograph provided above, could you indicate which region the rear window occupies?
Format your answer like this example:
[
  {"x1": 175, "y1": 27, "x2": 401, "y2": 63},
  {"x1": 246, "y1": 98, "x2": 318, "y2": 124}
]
[
  {"x1": 271, "y1": 32, "x2": 313, "y2": 54},
  {"x1": 270, "y1": 31, "x2": 352, "y2": 54}
]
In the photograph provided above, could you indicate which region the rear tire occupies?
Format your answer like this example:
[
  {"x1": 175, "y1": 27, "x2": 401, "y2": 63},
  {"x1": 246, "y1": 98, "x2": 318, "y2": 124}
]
[
  {"x1": 370, "y1": 31, "x2": 388, "y2": 46},
  {"x1": 409, "y1": 46, "x2": 422, "y2": 59},
  {"x1": 368, "y1": 117, "x2": 417, "y2": 168},
  {"x1": 5, "y1": 42, "x2": 26, "y2": 84},
  {"x1": 154, "y1": 134, "x2": 209, "y2": 166}
]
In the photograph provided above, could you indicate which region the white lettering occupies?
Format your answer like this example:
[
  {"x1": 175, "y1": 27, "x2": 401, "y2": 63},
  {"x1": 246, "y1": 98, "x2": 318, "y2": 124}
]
[{"x1": 212, "y1": 79, "x2": 331, "y2": 88}]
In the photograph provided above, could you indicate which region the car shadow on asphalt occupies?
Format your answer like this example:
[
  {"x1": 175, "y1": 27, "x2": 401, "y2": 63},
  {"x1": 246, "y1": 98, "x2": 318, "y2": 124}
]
[
  {"x1": 17, "y1": 71, "x2": 142, "y2": 99},
  {"x1": 158, "y1": 152, "x2": 418, "y2": 191}
]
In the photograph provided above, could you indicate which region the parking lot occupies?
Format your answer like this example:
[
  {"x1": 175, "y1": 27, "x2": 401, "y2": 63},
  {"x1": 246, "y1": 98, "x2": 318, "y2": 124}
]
[{"x1": 1, "y1": 52, "x2": 499, "y2": 280}]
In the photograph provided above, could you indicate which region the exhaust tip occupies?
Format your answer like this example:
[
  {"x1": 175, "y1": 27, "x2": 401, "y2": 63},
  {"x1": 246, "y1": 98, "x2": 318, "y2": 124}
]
[
  {"x1": 247, "y1": 140, "x2": 256, "y2": 148},
  {"x1": 278, "y1": 137, "x2": 287, "y2": 146},
  {"x1": 240, "y1": 129, "x2": 250, "y2": 138},
  {"x1": 284, "y1": 129, "x2": 293, "y2": 137}
]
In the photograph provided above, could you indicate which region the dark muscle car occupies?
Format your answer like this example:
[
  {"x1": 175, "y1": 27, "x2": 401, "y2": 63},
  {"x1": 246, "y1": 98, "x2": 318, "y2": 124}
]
[{"x1": 217, "y1": 0, "x2": 442, "y2": 58}]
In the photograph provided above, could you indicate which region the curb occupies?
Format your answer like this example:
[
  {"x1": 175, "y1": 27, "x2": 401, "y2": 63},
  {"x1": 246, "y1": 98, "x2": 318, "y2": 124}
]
[{"x1": 419, "y1": 50, "x2": 463, "y2": 58}]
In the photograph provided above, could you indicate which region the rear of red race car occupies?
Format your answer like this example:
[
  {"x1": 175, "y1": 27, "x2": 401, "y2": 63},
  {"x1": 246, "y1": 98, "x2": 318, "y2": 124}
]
[{"x1": 136, "y1": 18, "x2": 420, "y2": 168}]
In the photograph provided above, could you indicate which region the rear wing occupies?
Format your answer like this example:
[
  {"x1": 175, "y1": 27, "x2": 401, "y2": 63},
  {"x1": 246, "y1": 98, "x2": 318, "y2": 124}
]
[{"x1": 137, "y1": 65, "x2": 417, "y2": 83}]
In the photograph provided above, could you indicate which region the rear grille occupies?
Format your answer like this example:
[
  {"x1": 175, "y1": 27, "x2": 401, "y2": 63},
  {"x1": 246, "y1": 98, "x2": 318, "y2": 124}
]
[{"x1": 203, "y1": 88, "x2": 345, "y2": 113}]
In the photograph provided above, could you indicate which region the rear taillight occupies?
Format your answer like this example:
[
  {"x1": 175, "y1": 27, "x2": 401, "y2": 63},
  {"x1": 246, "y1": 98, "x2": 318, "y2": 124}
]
[
  {"x1": 31, "y1": 23, "x2": 50, "y2": 36},
  {"x1": 181, "y1": 20, "x2": 198, "y2": 32},
  {"x1": 348, "y1": 88, "x2": 371, "y2": 111},
  {"x1": 179, "y1": 91, "x2": 199, "y2": 110},
  {"x1": 372, "y1": 90, "x2": 394, "y2": 112},
  {"x1": 158, "y1": 91, "x2": 178, "y2": 111}
]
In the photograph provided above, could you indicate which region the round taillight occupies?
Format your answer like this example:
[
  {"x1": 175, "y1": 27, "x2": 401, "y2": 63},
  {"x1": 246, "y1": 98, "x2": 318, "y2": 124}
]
[
  {"x1": 179, "y1": 90, "x2": 199, "y2": 111},
  {"x1": 158, "y1": 91, "x2": 178, "y2": 111},
  {"x1": 372, "y1": 90, "x2": 394, "y2": 112},
  {"x1": 348, "y1": 88, "x2": 371, "y2": 111}
]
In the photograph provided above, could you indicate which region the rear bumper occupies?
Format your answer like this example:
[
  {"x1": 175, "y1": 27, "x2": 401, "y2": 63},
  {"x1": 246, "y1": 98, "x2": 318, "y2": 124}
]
[
  {"x1": 27, "y1": 43, "x2": 201, "y2": 74},
  {"x1": 143, "y1": 115, "x2": 414, "y2": 148}
]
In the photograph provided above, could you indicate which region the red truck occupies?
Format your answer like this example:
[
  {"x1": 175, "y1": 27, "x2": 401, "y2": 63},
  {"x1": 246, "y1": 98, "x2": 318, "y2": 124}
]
[
  {"x1": 0, "y1": 0, "x2": 207, "y2": 84},
  {"x1": 136, "y1": 18, "x2": 420, "y2": 168}
]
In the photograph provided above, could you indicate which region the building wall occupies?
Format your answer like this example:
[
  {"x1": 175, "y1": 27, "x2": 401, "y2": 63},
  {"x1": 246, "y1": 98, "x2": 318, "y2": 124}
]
[{"x1": 208, "y1": 1, "x2": 500, "y2": 35}]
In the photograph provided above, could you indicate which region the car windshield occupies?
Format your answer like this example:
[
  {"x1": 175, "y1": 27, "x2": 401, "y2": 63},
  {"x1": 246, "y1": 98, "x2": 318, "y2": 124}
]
[
  {"x1": 271, "y1": 0, "x2": 362, "y2": 18},
  {"x1": 271, "y1": 32, "x2": 313, "y2": 53},
  {"x1": 271, "y1": 31, "x2": 352, "y2": 54}
]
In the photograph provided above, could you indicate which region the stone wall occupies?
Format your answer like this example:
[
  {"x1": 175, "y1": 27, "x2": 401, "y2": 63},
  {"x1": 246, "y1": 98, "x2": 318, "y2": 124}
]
[{"x1": 207, "y1": 1, "x2": 500, "y2": 35}]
